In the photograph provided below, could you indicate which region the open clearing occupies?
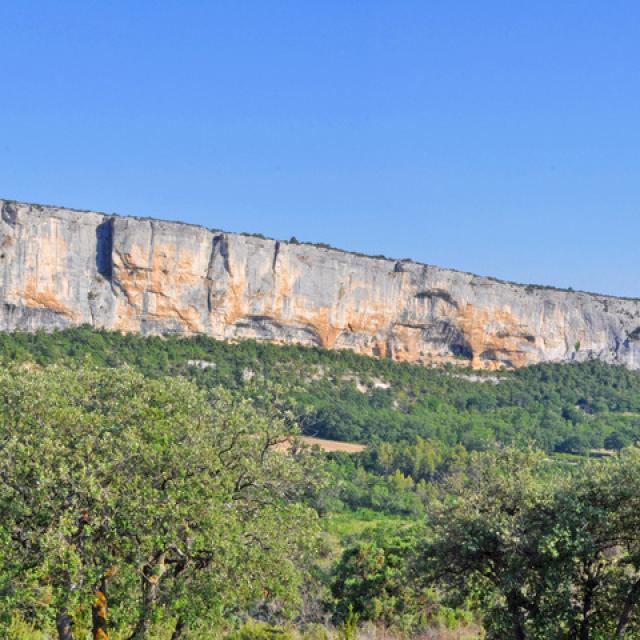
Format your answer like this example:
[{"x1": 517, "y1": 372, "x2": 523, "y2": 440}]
[
  {"x1": 276, "y1": 436, "x2": 367, "y2": 453},
  {"x1": 299, "y1": 436, "x2": 367, "y2": 452}
]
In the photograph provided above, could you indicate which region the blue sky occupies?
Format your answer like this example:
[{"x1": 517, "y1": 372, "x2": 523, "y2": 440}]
[{"x1": 1, "y1": 2, "x2": 638, "y2": 297}]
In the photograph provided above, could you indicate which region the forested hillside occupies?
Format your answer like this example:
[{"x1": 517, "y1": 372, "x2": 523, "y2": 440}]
[
  {"x1": 2, "y1": 326, "x2": 639, "y2": 454},
  {"x1": 2, "y1": 328, "x2": 640, "y2": 638}
]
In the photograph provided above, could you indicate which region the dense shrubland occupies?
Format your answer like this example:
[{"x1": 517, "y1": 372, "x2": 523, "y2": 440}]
[{"x1": 1, "y1": 329, "x2": 640, "y2": 638}]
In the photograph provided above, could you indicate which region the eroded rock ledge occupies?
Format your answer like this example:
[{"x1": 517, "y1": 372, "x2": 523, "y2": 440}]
[{"x1": 1, "y1": 199, "x2": 639, "y2": 370}]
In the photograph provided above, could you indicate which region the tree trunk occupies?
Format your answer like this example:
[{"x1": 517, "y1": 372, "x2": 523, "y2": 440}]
[
  {"x1": 615, "y1": 577, "x2": 640, "y2": 639},
  {"x1": 506, "y1": 591, "x2": 527, "y2": 640},
  {"x1": 128, "y1": 553, "x2": 167, "y2": 640},
  {"x1": 579, "y1": 574, "x2": 597, "y2": 640},
  {"x1": 92, "y1": 586, "x2": 109, "y2": 639},
  {"x1": 56, "y1": 609, "x2": 74, "y2": 640},
  {"x1": 170, "y1": 617, "x2": 185, "y2": 640}
]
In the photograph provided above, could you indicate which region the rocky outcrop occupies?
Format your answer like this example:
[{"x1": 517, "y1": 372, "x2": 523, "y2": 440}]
[{"x1": 2, "y1": 199, "x2": 640, "y2": 370}]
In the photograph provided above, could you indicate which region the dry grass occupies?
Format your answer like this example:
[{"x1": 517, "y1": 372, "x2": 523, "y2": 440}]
[
  {"x1": 275, "y1": 436, "x2": 367, "y2": 453},
  {"x1": 349, "y1": 622, "x2": 483, "y2": 640},
  {"x1": 299, "y1": 436, "x2": 367, "y2": 453}
]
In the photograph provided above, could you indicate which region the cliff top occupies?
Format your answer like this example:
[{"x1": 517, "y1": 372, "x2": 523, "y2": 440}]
[{"x1": 2, "y1": 196, "x2": 638, "y2": 302}]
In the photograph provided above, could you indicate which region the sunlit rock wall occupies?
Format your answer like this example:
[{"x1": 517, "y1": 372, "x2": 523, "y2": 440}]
[{"x1": 2, "y1": 199, "x2": 639, "y2": 370}]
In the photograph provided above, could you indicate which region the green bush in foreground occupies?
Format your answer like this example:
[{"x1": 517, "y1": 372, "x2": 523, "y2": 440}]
[
  {"x1": 424, "y1": 447, "x2": 640, "y2": 639},
  {"x1": 0, "y1": 365, "x2": 321, "y2": 639}
]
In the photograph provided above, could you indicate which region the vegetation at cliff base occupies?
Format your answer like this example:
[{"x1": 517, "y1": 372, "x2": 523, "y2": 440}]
[
  {"x1": 1, "y1": 328, "x2": 640, "y2": 638},
  {"x1": 1, "y1": 327, "x2": 639, "y2": 457}
]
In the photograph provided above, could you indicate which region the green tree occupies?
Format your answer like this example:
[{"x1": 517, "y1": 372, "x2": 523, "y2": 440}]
[
  {"x1": 331, "y1": 526, "x2": 424, "y2": 627},
  {"x1": 0, "y1": 365, "x2": 320, "y2": 639},
  {"x1": 422, "y1": 447, "x2": 640, "y2": 639},
  {"x1": 604, "y1": 431, "x2": 632, "y2": 451}
]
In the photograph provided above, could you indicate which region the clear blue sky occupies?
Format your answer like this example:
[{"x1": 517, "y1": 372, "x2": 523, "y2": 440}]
[{"x1": 1, "y1": 2, "x2": 638, "y2": 297}]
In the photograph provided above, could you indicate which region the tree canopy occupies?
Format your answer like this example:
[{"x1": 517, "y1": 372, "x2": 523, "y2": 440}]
[
  {"x1": 423, "y1": 447, "x2": 640, "y2": 639},
  {"x1": 0, "y1": 365, "x2": 321, "y2": 639}
]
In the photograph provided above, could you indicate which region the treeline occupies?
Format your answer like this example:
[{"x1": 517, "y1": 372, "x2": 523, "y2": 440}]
[
  {"x1": 0, "y1": 327, "x2": 639, "y2": 457},
  {"x1": 317, "y1": 441, "x2": 470, "y2": 517}
]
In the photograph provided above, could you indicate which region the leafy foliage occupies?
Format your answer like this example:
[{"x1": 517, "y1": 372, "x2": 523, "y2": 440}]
[
  {"x1": 423, "y1": 447, "x2": 640, "y2": 639},
  {"x1": 2, "y1": 328, "x2": 640, "y2": 638},
  {"x1": 0, "y1": 365, "x2": 321, "y2": 638}
]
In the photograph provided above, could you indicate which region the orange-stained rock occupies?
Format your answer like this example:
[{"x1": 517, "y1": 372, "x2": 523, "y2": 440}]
[{"x1": 1, "y1": 199, "x2": 640, "y2": 370}]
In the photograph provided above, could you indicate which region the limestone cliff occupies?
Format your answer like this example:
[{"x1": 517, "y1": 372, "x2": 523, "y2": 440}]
[{"x1": 1, "y1": 199, "x2": 639, "y2": 370}]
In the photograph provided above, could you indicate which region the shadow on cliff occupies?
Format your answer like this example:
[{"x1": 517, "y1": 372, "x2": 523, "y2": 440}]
[{"x1": 96, "y1": 219, "x2": 113, "y2": 279}]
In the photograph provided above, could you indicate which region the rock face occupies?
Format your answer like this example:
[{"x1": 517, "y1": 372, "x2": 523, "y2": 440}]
[{"x1": 1, "y1": 199, "x2": 640, "y2": 370}]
